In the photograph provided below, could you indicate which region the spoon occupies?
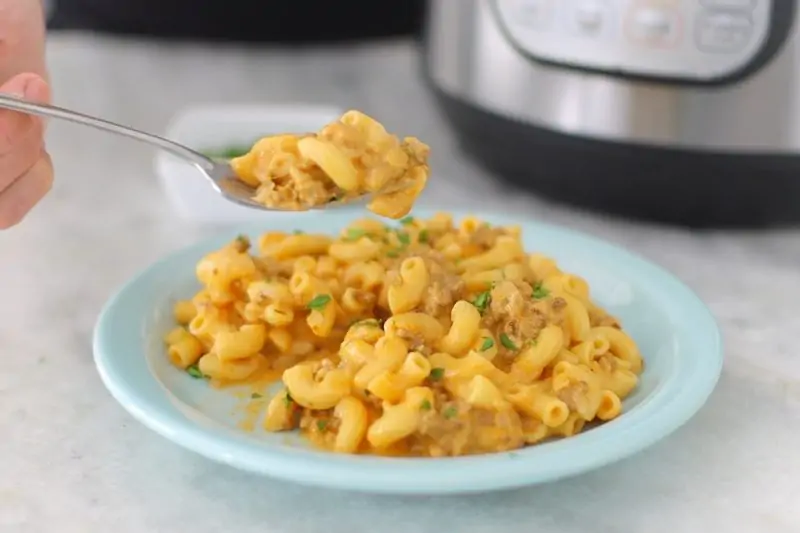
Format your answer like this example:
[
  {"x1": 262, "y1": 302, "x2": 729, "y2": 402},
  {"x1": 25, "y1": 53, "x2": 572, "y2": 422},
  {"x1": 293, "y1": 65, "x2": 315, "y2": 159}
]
[{"x1": 0, "y1": 94, "x2": 367, "y2": 211}]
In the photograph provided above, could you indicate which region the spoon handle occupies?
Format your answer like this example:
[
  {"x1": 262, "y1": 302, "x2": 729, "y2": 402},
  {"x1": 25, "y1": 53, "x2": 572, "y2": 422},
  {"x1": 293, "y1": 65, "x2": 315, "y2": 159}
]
[{"x1": 0, "y1": 94, "x2": 213, "y2": 170}]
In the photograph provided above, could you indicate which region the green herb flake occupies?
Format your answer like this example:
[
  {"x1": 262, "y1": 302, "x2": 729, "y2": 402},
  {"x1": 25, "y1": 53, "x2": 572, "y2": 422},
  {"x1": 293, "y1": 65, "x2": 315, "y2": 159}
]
[
  {"x1": 399, "y1": 216, "x2": 415, "y2": 226},
  {"x1": 443, "y1": 406, "x2": 458, "y2": 419},
  {"x1": 429, "y1": 367, "x2": 445, "y2": 381},
  {"x1": 186, "y1": 364, "x2": 205, "y2": 379},
  {"x1": 500, "y1": 333, "x2": 519, "y2": 351},
  {"x1": 395, "y1": 230, "x2": 411, "y2": 247},
  {"x1": 306, "y1": 294, "x2": 332, "y2": 311},
  {"x1": 480, "y1": 338, "x2": 494, "y2": 352},
  {"x1": 386, "y1": 249, "x2": 401, "y2": 258},
  {"x1": 251, "y1": 392, "x2": 263, "y2": 399},
  {"x1": 420, "y1": 399, "x2": 432, "y2": 411},
  {"x1": 202, "y1": 145, "x2": 251, "y2": 159},
  {"x1": 233, "y1": 234, "x2": 251, "y2": 252},
  {"x1": 316, "y1": 420, "x2": 328, "y2": 431},
  {"x1": 532, "y1": 281, "x2": 550, "y2": 300},
  {"x1": 418, "y1": 229, "x2": 430, "y2": 244},
  {"x1": 472, "y1": 291, "x2": 491, "y2": 313},
  {"x1": 345, "y1": 228, "x2": 368, "y2": 241},
  {"x1": 283, "y1": 392, "x2": 294, "y2": 407}
]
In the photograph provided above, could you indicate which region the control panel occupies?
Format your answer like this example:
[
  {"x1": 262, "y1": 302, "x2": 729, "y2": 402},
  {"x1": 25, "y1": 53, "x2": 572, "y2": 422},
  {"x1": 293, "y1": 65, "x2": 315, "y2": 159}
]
[{"x1": 491, "y1": 0, "x2": 786, "y2": 82}]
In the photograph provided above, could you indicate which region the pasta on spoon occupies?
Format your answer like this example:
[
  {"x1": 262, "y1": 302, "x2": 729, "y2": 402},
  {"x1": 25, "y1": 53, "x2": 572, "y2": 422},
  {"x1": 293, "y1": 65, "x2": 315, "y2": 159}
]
[{"x1": 230, "y1": 111, "x2": 430, "y2": 219}]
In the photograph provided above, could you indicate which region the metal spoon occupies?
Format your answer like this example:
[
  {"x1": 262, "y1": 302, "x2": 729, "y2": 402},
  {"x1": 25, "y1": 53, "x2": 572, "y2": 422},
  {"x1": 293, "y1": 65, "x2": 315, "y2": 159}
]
[{"x1": 0, "y1": 94, "x2": 369, "y2": 211}]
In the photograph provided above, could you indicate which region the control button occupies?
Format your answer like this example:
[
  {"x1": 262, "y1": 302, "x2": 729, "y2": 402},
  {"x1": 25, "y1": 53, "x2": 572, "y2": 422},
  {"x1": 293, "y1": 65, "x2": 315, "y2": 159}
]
[
  {"x1": 565, "y1": 0, "x2": 614, "y2": 38},
  {"x1": 625, "y1": 5, "x2": 682, "y2": 47},
  {"x1": 695, "y1": 11, "x2": 754, "y2": 53},
  {"x1": 700, "y1": 0, "x2": 756, "y2": 10},
  {"x1": 509, "y1": 0, "x2": 555, "y2": 30},
  {"x1": 576, "y1": 1, "x2": 604, "y2": 30}
]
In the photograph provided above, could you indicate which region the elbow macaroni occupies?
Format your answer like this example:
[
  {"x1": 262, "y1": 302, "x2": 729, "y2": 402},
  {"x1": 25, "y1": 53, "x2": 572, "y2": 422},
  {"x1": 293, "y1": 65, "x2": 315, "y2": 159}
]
[
  {"x1": 230, "y1": 110, "x2": 430, "y2": 219},
  {"x1": 165, "y1": 214, "x2": 644, "y2": 457}
]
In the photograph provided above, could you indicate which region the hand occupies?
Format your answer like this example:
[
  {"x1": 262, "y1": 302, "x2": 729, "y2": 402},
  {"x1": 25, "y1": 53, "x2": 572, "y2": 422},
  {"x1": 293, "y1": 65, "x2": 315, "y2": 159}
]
[
  {"x1": 0, "y1": 73, "x2": 52, "y2": 229},
  {"x1": 0, "y1": 0, "x2": 50, "y2": 230}
]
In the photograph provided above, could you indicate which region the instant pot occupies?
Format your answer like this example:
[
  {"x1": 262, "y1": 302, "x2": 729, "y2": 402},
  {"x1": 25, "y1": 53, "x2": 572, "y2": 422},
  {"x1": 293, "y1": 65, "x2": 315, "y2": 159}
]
[{"x1": 422, "y1": 0, "x2": 800, "y2": 227}]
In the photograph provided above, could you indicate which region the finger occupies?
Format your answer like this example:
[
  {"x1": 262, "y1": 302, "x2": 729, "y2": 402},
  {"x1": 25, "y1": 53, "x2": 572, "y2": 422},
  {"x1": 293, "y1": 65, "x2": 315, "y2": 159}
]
[
  {"x1": 0, "y1": 122, "x2": 43, "y2": 194},
  {"x1": 0, "y1": 150, "x2": 53, "y2": 230},
  {"x1": 0, "y1": 74, "x2": 49, "y2": 191},
  {"x1": 0, "y1": 2, "x2": 47, "y2": 82},
  {"x1": 0, "y1": 74, "x2": 50, "y2": 147},
  {"x1": 0, "y1": 75, "x2": 41, "y2": 151},
  {"x1": 20, "y1": 73, "x2": 52, "y2": 132}
]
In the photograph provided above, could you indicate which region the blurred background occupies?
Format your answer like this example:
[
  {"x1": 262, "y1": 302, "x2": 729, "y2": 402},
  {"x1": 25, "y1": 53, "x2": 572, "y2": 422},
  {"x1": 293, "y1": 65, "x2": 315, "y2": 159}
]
[{"x1": 2, "y1": 1, "x2": 799, "y2": 531}]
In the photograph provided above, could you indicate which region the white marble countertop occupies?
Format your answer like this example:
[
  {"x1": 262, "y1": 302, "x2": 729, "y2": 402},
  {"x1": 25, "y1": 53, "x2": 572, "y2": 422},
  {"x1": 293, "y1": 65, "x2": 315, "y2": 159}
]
[{"x1": 1, "y1": 34, "x2": 799, "y2": 533}]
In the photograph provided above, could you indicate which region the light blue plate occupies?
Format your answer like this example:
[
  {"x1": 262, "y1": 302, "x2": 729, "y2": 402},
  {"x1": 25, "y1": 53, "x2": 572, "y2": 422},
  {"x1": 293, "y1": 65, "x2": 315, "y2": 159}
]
[{"x1": 93, "y1": 208, "x2": 722, "y2": 495}]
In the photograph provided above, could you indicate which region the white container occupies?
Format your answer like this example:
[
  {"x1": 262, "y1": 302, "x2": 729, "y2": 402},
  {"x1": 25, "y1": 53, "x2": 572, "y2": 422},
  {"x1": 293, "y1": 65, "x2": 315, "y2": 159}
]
[{"x1": 155, "y1": 103, "x2": 344, "y2": 225}]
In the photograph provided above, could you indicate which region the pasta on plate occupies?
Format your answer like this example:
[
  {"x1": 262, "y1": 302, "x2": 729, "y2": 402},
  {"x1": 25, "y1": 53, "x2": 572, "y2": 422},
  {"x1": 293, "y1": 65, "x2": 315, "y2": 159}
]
[
  {"x1": 229, "y1": 110, "x2": 430, "y2": 219},
  {"x1": 164, "y1": 214, "x2": 644, "y2": 457}
]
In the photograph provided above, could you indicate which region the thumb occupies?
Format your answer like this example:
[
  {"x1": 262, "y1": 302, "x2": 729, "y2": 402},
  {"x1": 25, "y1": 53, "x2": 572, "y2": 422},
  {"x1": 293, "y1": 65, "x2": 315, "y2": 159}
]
[
  {"x1": 0, "y1": 74, "x2": 50, "y2": 153},
  {"x1": 1, "y1": 73, "x2": 51, "y2": 103}
]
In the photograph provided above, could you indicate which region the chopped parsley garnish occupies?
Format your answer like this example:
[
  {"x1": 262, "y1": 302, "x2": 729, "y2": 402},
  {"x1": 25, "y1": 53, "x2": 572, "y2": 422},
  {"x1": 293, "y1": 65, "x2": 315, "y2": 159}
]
[
  {"x1": 251, "y1": 392, "x2": 263, "y2": 399},
  {"x1": 202, "y1": 145, "x2": 251, "y2": 159},
  {"x1": 316, "y1": 420, "x2": 328, "y2": 431},
  {"x1": 418, "y1": 229, "x2": 430, "y2": 244},
  {"x1": 306, "y1": 294, "x2": 332, "y2": 311},
  {"x1": 429, "y1": 368, "x2": 445, "y2": 381},
  {"x1": 480, "y1": 338, "x2": 494, "y2": 351},
  {"x1": 420, "y1": 399, "x2": 432, "y2": 411},
  {"x1": 443, "y1": 406, "x2": 458, "y2": 419},
  {"x1": 399, "y1": 216, "x2": 415, "y2": 225},
  {"x1": 186, "y1": 364, "x2": 205, "y2": 379},
  {"x1": 395, "y1": 230, "x2": 411, "y2": 247},
  {"x1": 500, "y1": 333, "x2": 518, "y2": 351},
  {"x1": 233, "y1": 234, "x2": 251, "y2": 252},
  {"x1": 532, "y1": 281, "x2": 550, "y2": 299},
  {"x1": 472, "y1": 291, "x2": 491, "y2": 313},
  {"x1": 386, "y1": 249, "x2": 401, "y2": 258},
  {"x1": 283, "y1": 392, "x2": 294, "y2": 407},
  {"x1": 345, "y1": 228, "x2": 368, "y2": 241}
]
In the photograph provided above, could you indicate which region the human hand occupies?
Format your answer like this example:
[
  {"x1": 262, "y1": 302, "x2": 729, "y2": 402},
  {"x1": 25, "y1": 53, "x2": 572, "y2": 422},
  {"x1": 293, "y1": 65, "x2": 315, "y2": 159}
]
[
  {"x1": 0, "y1": 0, "x2": 50, "y2": 230},
  {"x1": 0, "y1": 74, "x2": 52, "y2": 229}
]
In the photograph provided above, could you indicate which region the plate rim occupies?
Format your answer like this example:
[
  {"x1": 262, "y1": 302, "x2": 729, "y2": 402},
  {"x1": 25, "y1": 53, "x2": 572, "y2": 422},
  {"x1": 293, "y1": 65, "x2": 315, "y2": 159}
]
[{"x1": 93, "y1": 208, "x2": 723, "y2": 494}]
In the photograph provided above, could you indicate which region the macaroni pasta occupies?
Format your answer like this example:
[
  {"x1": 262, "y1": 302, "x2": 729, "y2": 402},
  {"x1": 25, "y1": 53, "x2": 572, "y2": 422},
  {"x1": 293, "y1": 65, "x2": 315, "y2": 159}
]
[
  {"x1": 230, "y1": 111, "x2": 430, "y2": 219},
  {"x1": 165, "y1": 214, "x2": 644, "y2": 457}
]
